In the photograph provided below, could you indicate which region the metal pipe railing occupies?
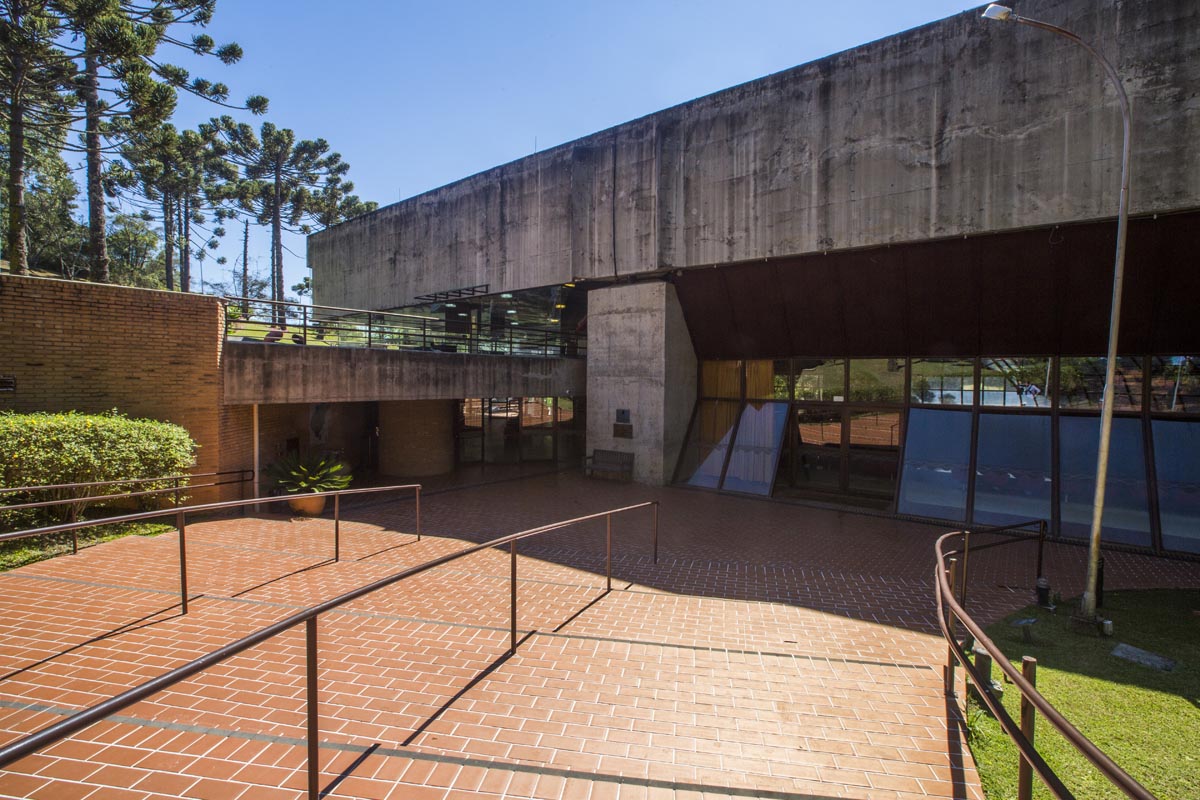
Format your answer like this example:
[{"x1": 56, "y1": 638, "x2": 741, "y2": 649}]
[
  {"x1": 0, "y1": 470, "x2": 252, "y2": 497},
  {"x1": 0, "y1": 471, "x2": 254, "y2": 513},
  {"x1": 0, "y1": 484, "x2": 424, "y2": 615},
  {"x1": 223, "y1": 296, "x2": 586, "y2": 359},
  {"x1": 0, "y1": 500, "x2": 659, "y2": 800},
  {"x1": 935, "y1": 524, "x2": 1155, "y2": 800}
]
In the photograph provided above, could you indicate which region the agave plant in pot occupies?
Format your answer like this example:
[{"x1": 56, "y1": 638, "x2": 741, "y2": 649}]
[{"x1": 266, "y1": 453, "x2": 352, "y2": 515}]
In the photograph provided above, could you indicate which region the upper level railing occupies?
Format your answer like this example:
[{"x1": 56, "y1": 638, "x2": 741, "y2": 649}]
[
  {"x1": 225, "y1": 296, "x2": 586, "y2": 359},
  {"x1": 0, "y1": 499, "x2": 658, "y2": 800},
  {"x1": 935, "y1": 521, "x2": 1155, "y2": 800}
]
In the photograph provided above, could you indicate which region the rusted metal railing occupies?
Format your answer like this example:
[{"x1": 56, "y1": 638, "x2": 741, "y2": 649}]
[
  {"x1": 0, "y1": 500, "x2": 659, "y2": 800},
  {"x1": 936, "y1": 521, "x2": 1155, "y2": 800},
  {"x1": 0, "y1": 484, "x2": 423, "y2": 615}
]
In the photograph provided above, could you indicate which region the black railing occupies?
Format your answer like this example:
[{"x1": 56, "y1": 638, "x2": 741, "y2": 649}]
[
  {"x1": 0, "y1": 500, "x2": 659, "y2": 800},
  {"x1": 935, "y1": 521, "x2": 1155, "y2": 800},
  {"x1": 0, "y1": 484, "x2": 423, "y2": 614},
  {"x1": 224, "y1": 297, "x2": 586, "y2": 359}
]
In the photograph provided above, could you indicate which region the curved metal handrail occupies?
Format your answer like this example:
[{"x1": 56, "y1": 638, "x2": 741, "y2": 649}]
[
  {"x1": 0, "y1": 499, "x2": 659, "y2": 800},
  {"x1": 936, "y1": 528, "x2": 1155, "y2": 800}
]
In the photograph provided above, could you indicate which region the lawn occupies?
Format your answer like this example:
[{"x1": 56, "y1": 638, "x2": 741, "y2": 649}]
[
  {"x1": 966, "y1": 589, "x2": 1200, "y2": 800},
  {"x1": 0, "y1": 521, "x2": 172, "y2": 572}
]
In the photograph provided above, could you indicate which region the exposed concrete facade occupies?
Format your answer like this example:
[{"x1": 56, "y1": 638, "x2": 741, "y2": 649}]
[
  {"x1": 223, "y1": 342, "x2": 585, "y2": 405},
  {"x1": 586, "y1": 282, "x2": 697, "y2": 485},
  {"x1": 311, "y1": 0, "x2": 1200, "y2": 311}
]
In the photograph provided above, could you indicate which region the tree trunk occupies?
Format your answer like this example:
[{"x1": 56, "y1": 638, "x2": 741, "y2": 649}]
[
  {"x1": 241, "y1": 218, "x2": 249, "y2": 314},
  {"x1": 162, "y1": 195, "x2": 175, "y2": 291},
  {"x1": 5, "y1": 47, "x2": 29, "y2": 276},
  {"x1": 179, "y1": 197, "x2": 191, "y2": 292},
  {"x1": 272, "y1": 170, "x2": 284, "y2": 322},
  {"x1": 84, "y1": 50, "x2": 109, "y2": 283}
]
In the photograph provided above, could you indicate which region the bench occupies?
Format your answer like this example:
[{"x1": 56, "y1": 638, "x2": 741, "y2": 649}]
[{"x1": 585, "y1": 449, "x2": 634, "y2": 482}]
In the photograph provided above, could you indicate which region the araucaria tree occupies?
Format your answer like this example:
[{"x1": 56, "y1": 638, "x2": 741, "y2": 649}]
[
  {"x1": 51, "y1": 0, "x2": 266, "y2": 282},
  {"x1": 206, "y1": 117, "x2": 375, "y2": 312},
  {"x1": 0, "y1": 0, "x2": 75, "y2": 275}
]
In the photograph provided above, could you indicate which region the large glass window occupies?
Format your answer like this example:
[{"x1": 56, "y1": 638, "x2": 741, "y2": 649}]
[
  {"x1": 1059, "y1": 416, "x2": 1151, "y2": 547},
  {"x1": 746, "y1": 360, "x2": 791, "y2": 400},
  {"x1": 980, "y1": 358, "x2": 1051, "y2": 409},
  {"x1": 973, "y1": 414, "x2": 1052, "y2": 526},
  {"x1": 1153, "y1": 420, "x2": 1200, "y2": 554},
  {"x1": 846, "y1": 409, "x2": 902, "y2": 499},
  {"x1": 794, "y1": 359, "x2": 844, "y2": 402},
  {"x1": 897, "y1": 409, "x2": 972, "y2": 520},
  {"x1": 849, "y1": 359, "x2": 906, "y2": 404},
  {"x1": 701, "y1": 361, "x2": 742, "y2": 399},
  {"x1": 722, "y1": 402, "x2": 789, "y2": 495},
  {"x1": 520, "y1": 397, "x2": 555, "y2": 461},
  {"x1": 1058, "y1": 357, "x2": 1142, "y2": 411},
  {"x1": 911, "y1": 358, "x2": 974, "y2": 406},
  {"x1": 1149, "y1": 356, "x2": 1200, "y2": 413},
  {"x1": 787, "y1": 406, "x2": 843, "y2": 492},
  {"x1": 677, "y1": 400, "x2": 740, "y2": 488}
]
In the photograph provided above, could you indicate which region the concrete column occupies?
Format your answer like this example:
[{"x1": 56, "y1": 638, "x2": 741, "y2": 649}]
[
  {"x1": 378, "y1": 400, "x2": 455, "y2": 477},
  {"x1": 586, "y1": 281, "x2": 697, "y2": 485}
]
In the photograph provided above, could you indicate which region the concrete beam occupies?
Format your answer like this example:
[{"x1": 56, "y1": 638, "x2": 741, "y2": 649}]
[
  {"x1": 223, "y1": 342, "x2": 585, "y2": 405},
  {"x1": 311, "y1": 0, "x2": 1200, "y2": 311}
]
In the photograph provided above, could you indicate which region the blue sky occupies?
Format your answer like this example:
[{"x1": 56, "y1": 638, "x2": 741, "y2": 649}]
[{"x1": 156, "y1": 0, "x2": 977, "y2": 299}]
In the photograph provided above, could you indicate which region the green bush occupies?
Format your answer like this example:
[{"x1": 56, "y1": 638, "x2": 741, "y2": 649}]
[{"x1": 0, "y1": 410, "x2": 197, "y2": 526}]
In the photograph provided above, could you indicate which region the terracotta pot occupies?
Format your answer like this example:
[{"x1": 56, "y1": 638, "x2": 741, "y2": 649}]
[{"x1": 287, "y1": 493, "x2": 326, "y2": 516}]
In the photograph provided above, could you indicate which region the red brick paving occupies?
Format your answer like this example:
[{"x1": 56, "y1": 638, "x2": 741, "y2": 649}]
[{"x1": 0, "y1": 471, "x2": 1196, "y2": 799}]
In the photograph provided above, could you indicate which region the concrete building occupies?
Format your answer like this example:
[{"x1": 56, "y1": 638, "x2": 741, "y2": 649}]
[{"x1": 308, "y1": 0, "x2": 1200, "y2": 557}]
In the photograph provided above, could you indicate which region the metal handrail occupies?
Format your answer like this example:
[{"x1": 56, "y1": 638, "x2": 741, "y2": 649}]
[
  {"x1": 0, "y1": 484, "x2": 424, "y2": 614},
  {"x1": 223, "y1": 296, "x2": 586, "y2": 359},
  {"x1": 0, "y1": 470, "x2": 252, "y2": 496},
  {"x1": 0, "y1": 471, "x2": 254, "y2": 513},
  {"x1": 935, "y1": 524, "x2": 1156, "y2": 800},
  {"x1": 0, "y1": 499, "x2": 659, "y2": 800}
]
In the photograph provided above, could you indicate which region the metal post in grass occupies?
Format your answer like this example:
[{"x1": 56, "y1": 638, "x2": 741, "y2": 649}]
[{"x1": 1018, "y1": 655, "x2": 1038, "y2": 800}]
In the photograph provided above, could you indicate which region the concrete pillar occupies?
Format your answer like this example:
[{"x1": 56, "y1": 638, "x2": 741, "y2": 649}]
[
  {"x1": 378, "y1": 400, "x2": 455, "y2": 477},
  {"x1": 586, "y1": 281, "x2": 698, "y2": 485}
]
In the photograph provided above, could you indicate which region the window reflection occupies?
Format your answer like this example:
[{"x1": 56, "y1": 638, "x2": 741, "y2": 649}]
[
  {"x1": 794, "y1": 359, "x2": 845, "y2": 402},
  {"x1": 973, "y1": 414, "x2": 1052, "y2": 525},
  {"x1": 1059, "y1": 416, "x2": 1151, "y2": 547},
  {"x1": 910, "y1": 359, "x2": 974, "y2": 406},
  {"x1": 847, "y1": 409, "x2": 902, "y2": 499},
  {"x1": 849, "y1": 359, "x2": 906, "y2": 404},
  {"x1": 701, "y1": 361, "x2": 742, "y2": 399},
  {"x1": 980, "y1": 358, "x2": 1051, "y2": 408},
  {"x1": 677, "y1": 400, "x2": 740, "y2": 488},
  {"x1": 723, "y1": 402, "x2": 789, "y2": 495},
  {"x1": 786, "y1": 406, "x2": 843, "y2": 492},
  {"x1": 1153, "y1": 420, "x2": 1200, "y2": 554},
  {"x1": 746, "y1": 360, "x2": 791, "y2": 400},
  {"x1": 1058, "y1": 357, "x2": 1142, "y2": 411},
  {"x1": 1149, "y1": 356, "x2": 1200, "y2": 413},
  {"x1": 897, "y1": 409, "x2": 972, "y2": 520}
]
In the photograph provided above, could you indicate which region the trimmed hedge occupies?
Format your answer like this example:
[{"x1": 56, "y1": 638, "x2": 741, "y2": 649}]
[{"x1": 0, "y1": 410, "x2": 197, "y2": 525}]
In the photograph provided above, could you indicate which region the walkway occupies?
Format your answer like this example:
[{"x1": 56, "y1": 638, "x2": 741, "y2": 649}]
[{"x1": 0, "y1": 474, "x2": 1196, "y2": 800}]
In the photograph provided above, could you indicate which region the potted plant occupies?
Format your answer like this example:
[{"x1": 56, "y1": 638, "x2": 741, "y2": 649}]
[{"x1": 266, "y1": 453, "x2": 352, "y2": 515}]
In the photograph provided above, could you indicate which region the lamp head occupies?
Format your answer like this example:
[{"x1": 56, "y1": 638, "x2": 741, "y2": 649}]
[{"x1": 982, "y1": 4, "x2": 1013, "y2": 21}]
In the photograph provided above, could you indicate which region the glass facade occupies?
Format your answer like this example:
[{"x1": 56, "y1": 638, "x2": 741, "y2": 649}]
[
  {"x1": 680, "y1": 355, "x2": 1200, "y2": 556},
  {"x1": 897, "y1": 409, "x2": 972, "y2": 520},
  {"x1": 1153, "y1": 419, "x2": 1200, "y2": 554},
  {"x1": 455, "y1": 396, "x2": 574, "y2": 465},
  {"x1": 973, "y1": 414, "x2": 1052, "y2": 525}
]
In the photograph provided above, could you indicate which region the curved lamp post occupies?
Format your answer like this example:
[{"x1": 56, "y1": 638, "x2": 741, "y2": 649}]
[{"x1": 982, "y1": 4, "x2": 1131, "y2": 620}]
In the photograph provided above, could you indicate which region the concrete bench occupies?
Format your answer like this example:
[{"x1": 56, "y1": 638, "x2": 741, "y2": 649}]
[{"x1": 585, "y1": 449, "x2": 634, "y2": 482}]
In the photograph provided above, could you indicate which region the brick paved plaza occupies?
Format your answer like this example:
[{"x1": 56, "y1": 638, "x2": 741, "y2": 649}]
[{"x1": 1, "y1": 472, "x2": 1197, "y2": 799}]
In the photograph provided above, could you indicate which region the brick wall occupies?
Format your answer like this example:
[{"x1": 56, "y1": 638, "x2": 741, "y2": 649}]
[{"x1": 0, "y1": 275, "x2": 233, "y2": 500}]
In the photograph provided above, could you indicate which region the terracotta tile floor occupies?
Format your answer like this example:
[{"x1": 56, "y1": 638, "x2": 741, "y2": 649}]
[{"x1": 1, "y1": 472, "x2": 1197, "y2": 799}]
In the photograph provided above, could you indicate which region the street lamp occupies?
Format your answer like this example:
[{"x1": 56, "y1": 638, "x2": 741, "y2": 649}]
[{"x1": 982, "y1": 4, "x2": 1132, "y2": 620}]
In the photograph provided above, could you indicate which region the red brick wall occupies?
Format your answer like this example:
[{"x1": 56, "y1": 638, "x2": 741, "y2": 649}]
[
  {"x1": 379, "y1": 400, "x2": 454, "y2": 476},
  {"x1": 0, "y1": 275, "x2": 232, "y2": 500}
]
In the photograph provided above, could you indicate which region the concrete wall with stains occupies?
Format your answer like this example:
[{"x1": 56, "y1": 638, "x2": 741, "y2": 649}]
[{"x1": 311, "y1": 0, "x2": 1200, "y2": 310}]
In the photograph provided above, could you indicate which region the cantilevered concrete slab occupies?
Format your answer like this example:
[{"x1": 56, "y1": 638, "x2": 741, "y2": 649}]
[{"x1": 223, "y1": 341, "x2": 585, "y2": 405}]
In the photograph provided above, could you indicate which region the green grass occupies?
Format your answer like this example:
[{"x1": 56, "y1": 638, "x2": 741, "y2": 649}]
[
  {"x1": 0, "y1": 521, "x2": 173, "y2": 572},
  {"x1": 965, "y1": 590, "x2": 1200, "y2": 800}
]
